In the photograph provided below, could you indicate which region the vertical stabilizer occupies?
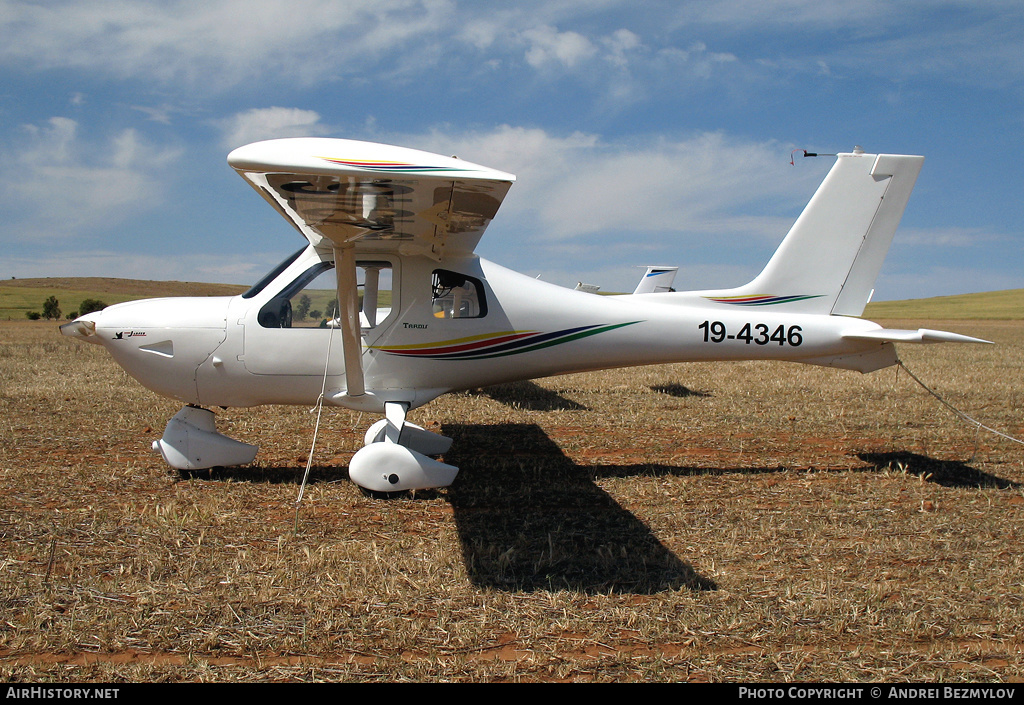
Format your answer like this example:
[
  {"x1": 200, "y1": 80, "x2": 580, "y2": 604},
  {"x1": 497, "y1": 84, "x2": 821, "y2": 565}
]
[{"x1": 726, "y1": 149, "x2": 923, "y2": 316}]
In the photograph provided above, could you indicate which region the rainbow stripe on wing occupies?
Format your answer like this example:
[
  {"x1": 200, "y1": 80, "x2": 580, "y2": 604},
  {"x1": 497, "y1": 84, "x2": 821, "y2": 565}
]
[
  {"x1": 704, "y1": 294, "x2": 824, "y2": 306},
  {"x1": 318, "y1": 157, "x2": 476, "y2": 174},
  {"x1": 373, "y1": 322, "x2": 641, "y2": 360}
]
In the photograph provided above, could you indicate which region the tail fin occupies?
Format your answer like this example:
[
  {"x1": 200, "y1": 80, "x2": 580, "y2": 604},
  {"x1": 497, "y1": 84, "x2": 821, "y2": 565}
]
[
  {"x1": 725, "y1": 149, "x2": 923, "y2": 316},
  {"x1": 632, "y1": 266, "x2": 678, "y2": 294}
]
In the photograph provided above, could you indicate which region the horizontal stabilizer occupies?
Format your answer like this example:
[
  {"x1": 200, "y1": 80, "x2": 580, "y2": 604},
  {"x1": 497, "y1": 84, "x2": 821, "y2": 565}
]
[{"x1": 842, "y1": 328, "x2": 993, "y2": 345}]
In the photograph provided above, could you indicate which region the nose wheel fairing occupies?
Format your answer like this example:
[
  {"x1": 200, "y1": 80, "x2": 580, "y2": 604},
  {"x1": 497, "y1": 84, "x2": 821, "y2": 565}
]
[{"x1": 153, "y1": 406, "x2": 258, "y2": 470}]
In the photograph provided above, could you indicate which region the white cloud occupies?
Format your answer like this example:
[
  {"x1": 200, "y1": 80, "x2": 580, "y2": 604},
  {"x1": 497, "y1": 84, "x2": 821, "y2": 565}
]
[
  {"x1": 412, "y1": 126, "x2": 824, "y2": 240},
  {"x1": 130, "y1": 104, "x2": 185, "y2": 125},
  {"x1": 521, "y1": 25, "x2": 597, "y2": 69},
  {"x1": 668, "y1": 0, "x2": 897, "y2": 27},
  {"x1": 0, "y1": 0, "x2": 456, "y2": 88},
  {"x1": 894, "y1": 227, "x2": 1008, "y2": 248},
  {"x1": 0, "y1": 1, "x2": 749, "y2": 95},
  {"x1": 602, "y1": 28, "x2": 643, "y2": 68},
  {"x1": 218, "y1": 107, "x2": 331, "y2": 150},
  {"x1": 0, "y1": 117, "x2": 181, "y2": 235},
  {"x1": 531, "y1": 134, "x2": 816, "y2": 240},
  {"x1": 460, "y1": 18, "x2": 502, "y2": 50},
  {"x1": 2, "y1": 1, "x2": 1021, "y2": 97},
  {"x1": 875, "y1": 265, "x2": 1024, "y2": 301},
  {"x1": 390, "y1": 125, "x2": 830, "y2": 289},
  {"x1": 0, "y1": 249, "x2": 283, "y2": 285}
]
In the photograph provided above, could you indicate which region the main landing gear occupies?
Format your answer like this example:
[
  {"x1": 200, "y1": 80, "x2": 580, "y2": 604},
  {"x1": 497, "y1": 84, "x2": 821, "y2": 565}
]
[
  {"x1": 153, "y1": 402, "x2": 458, "y2": 495},
  {"x1": 348, "y1": 401, "x2": 458, "y2": 494}
]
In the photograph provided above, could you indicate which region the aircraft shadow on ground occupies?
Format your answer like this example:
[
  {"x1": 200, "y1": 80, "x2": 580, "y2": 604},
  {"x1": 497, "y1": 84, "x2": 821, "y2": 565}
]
[
  {"x1": 480, "y1": 379, "x2": 714, "y2": 408},
  {"x1": 180, "y1": 448, "x2": 1018, "y2": 492},
  {"x1": 443, "y1": 423, "x2": 717, "y2": 594},
  {"x1": 177, "y1": 429, "x2": 1017, "y2": 596},
  {"x1": 176, "y1": 465, "x2": 350, "y2": 484},
  {"x1": 857, "y1": 451, "x2": 1020, "y2": 489},
  {"x1": 479, "y1": 380, "x2": 589, "y2": 411},
  {"x1": 650, "y1": 383, "x2": 712, "y2": 398}
]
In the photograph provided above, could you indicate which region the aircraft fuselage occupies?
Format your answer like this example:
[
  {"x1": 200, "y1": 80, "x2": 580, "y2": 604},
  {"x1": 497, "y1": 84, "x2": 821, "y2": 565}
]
[{"x1": 68, "y1": 244, "x2": 894, "y2": 415}]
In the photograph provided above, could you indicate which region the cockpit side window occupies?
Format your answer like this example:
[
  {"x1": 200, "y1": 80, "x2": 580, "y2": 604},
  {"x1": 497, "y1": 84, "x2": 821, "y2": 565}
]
[
  {"x1": 431, "y1": 269, "x2": 487, "y2": 319},
  {"x1": 257, "y1": 259, "x2": 396, "y2": 329}
]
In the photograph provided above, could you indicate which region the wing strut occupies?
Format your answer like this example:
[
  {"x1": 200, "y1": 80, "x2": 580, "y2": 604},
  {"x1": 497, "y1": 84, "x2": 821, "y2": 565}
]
[{"x1": 334, "y1": 245, "x2": 365, "y2": 397}]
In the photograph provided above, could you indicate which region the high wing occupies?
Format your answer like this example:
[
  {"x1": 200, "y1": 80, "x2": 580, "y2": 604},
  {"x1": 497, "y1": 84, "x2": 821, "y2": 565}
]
[
  {"x1": 228, "y1": 138, "x2": 516, "y2": 259},
  {"x1": 228, "y1": 138, "x2": 515, "y2": 402}
]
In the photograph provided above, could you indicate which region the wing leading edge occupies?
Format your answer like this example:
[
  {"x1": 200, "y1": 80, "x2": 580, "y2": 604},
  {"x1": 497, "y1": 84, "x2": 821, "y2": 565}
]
[{"x1": 228, "y1": 138, "x2": 515, "y2": 260}]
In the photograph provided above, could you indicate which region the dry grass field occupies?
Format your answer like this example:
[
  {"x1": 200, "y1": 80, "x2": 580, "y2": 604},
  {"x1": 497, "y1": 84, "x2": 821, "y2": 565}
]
[{"x1": 1, "y1": 313, "x2": 1022, "y2": 682}]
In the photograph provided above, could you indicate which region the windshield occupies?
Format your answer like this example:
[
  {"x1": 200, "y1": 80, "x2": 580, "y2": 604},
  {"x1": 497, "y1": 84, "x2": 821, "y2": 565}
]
[{"x1": 241, "y1": 246, "x2": 306, "y2": 299}]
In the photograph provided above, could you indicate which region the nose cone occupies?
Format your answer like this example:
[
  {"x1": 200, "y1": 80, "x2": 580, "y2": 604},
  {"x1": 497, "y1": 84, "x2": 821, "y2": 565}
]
[
  {"x1": 74, "y1": 297, "x2": 232, "y2": 405},
  {"x1": 59, "y1": 313, "x2": 102, "y2": 344}
]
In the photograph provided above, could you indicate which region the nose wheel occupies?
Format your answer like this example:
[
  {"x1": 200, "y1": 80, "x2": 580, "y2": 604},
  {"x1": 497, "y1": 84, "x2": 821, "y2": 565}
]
[{"x1": 348, "y1": 402, "x2": 458, "y2": 495}]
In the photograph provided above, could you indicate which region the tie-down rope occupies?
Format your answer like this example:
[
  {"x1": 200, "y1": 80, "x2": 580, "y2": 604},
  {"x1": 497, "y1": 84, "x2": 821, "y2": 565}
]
[
  {"x1": 896, "y1": 358, "x2": 1024, "y2": 447},
  {"x1": 294, "y1": 322, "x2": 337, "y2": 532}
]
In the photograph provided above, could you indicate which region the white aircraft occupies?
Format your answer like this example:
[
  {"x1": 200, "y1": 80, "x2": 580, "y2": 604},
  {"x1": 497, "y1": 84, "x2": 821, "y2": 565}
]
[
  {"x1": 574, "y1": 266, "x2": 678, "y2": 295},
  {"x1": 61, "y1": 139, "x2": 989, "y2": 495},
  {"x1": 573, "y1": 282, "x2": 601, "y2": 294},
  {"x1": 632, "y1": 266, "x2": 678, "y2": 295}
]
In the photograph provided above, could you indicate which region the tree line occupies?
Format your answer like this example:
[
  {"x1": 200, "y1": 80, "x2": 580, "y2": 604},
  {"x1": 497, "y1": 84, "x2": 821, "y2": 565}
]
[{"x1": 26, "y1": 296, "x2": 107, "y2": 321}]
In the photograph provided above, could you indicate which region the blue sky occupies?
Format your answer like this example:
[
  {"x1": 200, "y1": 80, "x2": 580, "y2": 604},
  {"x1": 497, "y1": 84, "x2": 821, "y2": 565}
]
[{"x1": 1, "y1": 0, "x2": 1022, "y2": 299}]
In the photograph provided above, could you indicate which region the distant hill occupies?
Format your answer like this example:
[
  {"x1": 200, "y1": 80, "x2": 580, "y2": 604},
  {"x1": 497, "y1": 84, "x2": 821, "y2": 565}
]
[
  {"x1": 3, "y1": 276, "x2": 1021, "y2": 321},
  {"x1": 1, "y1": 277, "x2": 247, "y2": 320},
  {"x1": 864, "y1": 289, "x2": 1024, "y2": 320}
]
